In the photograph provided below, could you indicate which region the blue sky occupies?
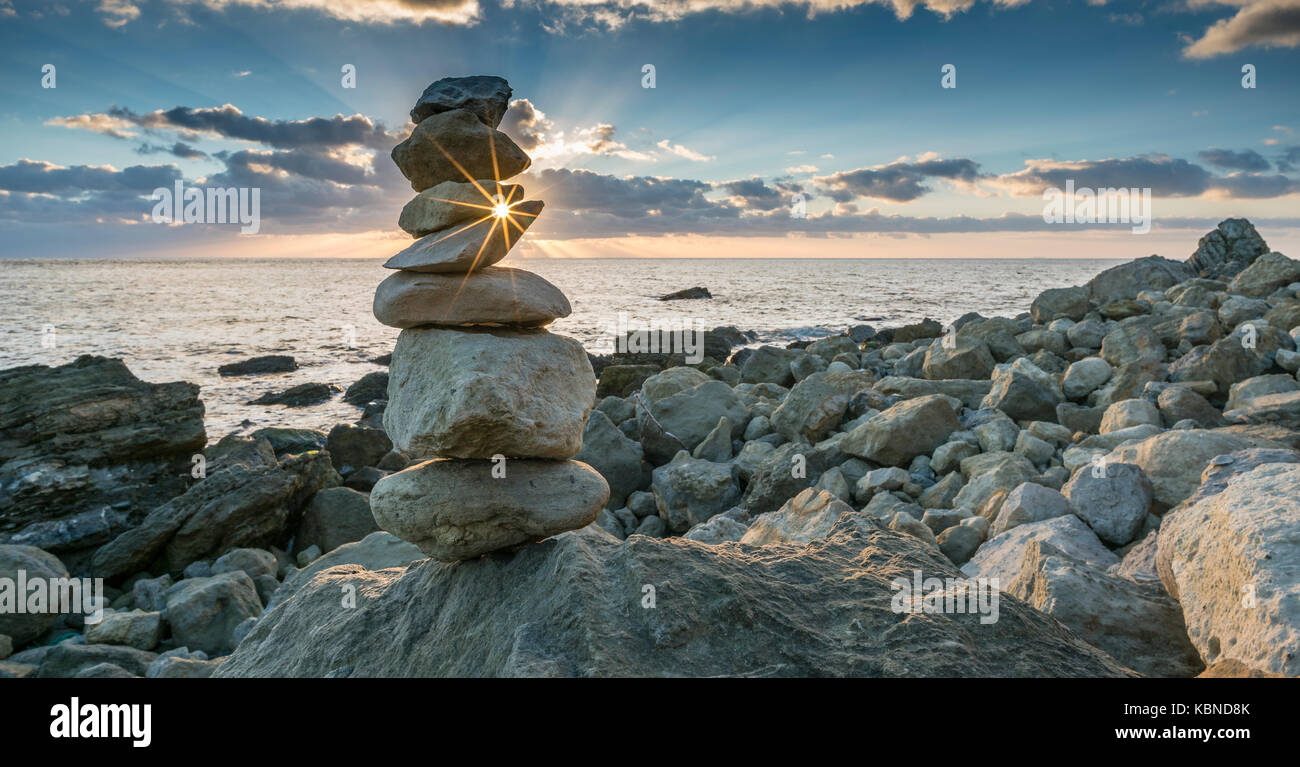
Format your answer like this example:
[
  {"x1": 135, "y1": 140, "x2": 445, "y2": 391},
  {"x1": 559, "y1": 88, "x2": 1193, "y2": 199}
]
[{"x1": 1, "y1": 0, "x2": 1298, "y2": 258}]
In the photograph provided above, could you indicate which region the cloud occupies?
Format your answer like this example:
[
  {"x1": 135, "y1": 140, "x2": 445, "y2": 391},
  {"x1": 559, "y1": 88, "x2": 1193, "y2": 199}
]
[
  {"x1": 1199, "y1": 147, "x2": 1271, "y2": 171},
  {"x1": 137, "y1": 142, "x2": 208, "y2": 159},
  {"x1": 1208, "y1": 172, "x2": 1298, "y2": 198},
  {"x1": 1182, "y1": 0, "x2": 1300, "y2": 58},
  {"x1": 720, "y1": 177, "x2": 788, "y2": 210},
  {"x1": 499, "y1": 98, "x2": 551, "y2": 152},
  {"x1": 816, "y1": 156, "x2": 986, "y2": 202},
  {"x1": 994, "y1": 154, "x2": 1215, "y2": 197},
  {"x1": 527, "y1": 167, "x2": 721, "y2": 218},
  {"x1": 99, "y1": 0, "x2": 481, "y2": 27},
  {"x1": 46, "y1": 113, "x2": 139, "y2": 139},
  {"x1": 96, "y1": 0, "x2": 141, "y2": 27},
  {"x1": 75, "y1": 104, "x2": 400, "y2": 149},
  {"x1": 0, "y1": 159, "x2": 179, "y2": 195},
  {"x1": 499, "y1": 101, "x2": 653, "y2": 164},
  {"x1": 656, "y1": 139, "x2": 714, "y2": 162}
]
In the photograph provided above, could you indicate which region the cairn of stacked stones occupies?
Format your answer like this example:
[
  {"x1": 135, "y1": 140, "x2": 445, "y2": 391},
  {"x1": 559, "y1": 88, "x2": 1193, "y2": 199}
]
[{"x1": 369, "y1": 75, "x2": 609, "y2": 562}]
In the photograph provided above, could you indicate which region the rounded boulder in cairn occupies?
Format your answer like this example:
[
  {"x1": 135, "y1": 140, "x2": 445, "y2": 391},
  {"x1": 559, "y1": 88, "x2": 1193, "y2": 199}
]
[
  {"x1": 410, "y1": 75, "x2": 513, "y2": 128},
  {"x1": 373, "y1": 267, "x2": 571, "y2": 329},
  {"x1": 392, "y1": 109, "x2": 531, "y2": 192},
  {"x1": 369, "y1": 458, "x2": 609, "y2": 562},
  {"x1": 399, "y1": 179, "x2": 526, "y2": 238},
  {"x1": 383, "y1": 326, "x2": 596, "y2": 459},
  {"x1": 384, "y1": 201, "x2": 543, "y2": 273}
]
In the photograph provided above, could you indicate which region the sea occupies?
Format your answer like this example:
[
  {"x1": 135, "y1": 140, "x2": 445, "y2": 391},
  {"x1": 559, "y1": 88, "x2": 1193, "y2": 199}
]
[{"x1": 0, "y1": 257, "x2": 1122, "y2": 440}]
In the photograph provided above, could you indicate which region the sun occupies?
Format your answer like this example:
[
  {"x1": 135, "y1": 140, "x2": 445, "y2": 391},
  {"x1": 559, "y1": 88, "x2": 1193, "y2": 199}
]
[{"x1": 492, "y1": 195, "x2": 510, "y2": 219}]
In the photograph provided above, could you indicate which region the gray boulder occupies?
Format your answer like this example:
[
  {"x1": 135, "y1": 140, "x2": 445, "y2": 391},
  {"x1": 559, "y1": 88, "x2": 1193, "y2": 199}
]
[
  {"x1": 651, "y1": 452, "x2": 742, "y2": 533},
  {"x1": 1157, "y1": 463, "x2": 1300, "y2": 676},
  {"x1": 574, "y1": 411, "x2": 645, "y2": 508},
  {"x1": 165, "y1": 570, "x2": 263, "y2": 656},
  {"x1": 215, "y1": 518, "x2": 1134, "y2": 678},
  {"x1": 1062, "y1": 462, "x2": 1153, "y2": 545},
  {"x1": 296, "y1": 487, "x2": 379, "y2": 554},
  {"x1": 0, "y1": 545, "x2": 68, "y2": 644}
]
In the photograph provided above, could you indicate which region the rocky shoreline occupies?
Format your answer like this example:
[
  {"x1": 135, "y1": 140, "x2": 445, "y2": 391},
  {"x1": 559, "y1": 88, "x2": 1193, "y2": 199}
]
[{"x1": 4, "y1": 218, "x2": 1300, "y2": 675}]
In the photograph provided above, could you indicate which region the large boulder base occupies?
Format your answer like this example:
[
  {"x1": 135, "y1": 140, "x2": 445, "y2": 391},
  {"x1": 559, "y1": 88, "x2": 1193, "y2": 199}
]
[{"x1": 216, "y1": 517, "x2": 1134, "y2": 678}]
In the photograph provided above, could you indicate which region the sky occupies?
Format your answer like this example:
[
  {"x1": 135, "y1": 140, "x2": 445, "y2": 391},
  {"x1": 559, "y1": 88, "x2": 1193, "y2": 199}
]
[{"x1": 1, "y1": 0, "x2": 1299, "y2": 260}]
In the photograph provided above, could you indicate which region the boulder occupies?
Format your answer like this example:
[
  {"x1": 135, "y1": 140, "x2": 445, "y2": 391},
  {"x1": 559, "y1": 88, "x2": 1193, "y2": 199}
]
[
  {"x1": 1007, "y1": 541, "x2": 1202, "y2": 677},
  {"x1": 922, "y1": 337, "x2": 995, "y2": 380},
  {"x1": 371, "y1": 458, "x2": 607, "y2": 562},
  {"x1": 841, "y1": 394, "x2": 960, "y2": 467},
  {"x1": 268, "y1": 531, "x2": 425, "y2": 609},
  {"x1": 383, "y1": 201, "x2": 543, "y2": 272},
  {"x1": 989, "y1": 482, "x2": 1074, "y2": 537},
  {"x1": 90, "y1": 436, "x2": 338, "y2": 580},
  {"x1": 1104, "y1": 429, "x2": 1255, "y2": 508},
  {"x1": 963, "y1": 514, "x2": 1119, "y2": 584},
  {"x1": 770, "y1": 372, "x2": 849, "y2": 443},
  {"x1": 164, "y1": 571, "x2": 263, "y2": 656},
  {"x1": 1031, "y1": 286, "x2": 1090, "y2": 323},
  {"x1": 1186, "y1": 218, "x2": 1272, "y2": 279},
  {"x1": 644, "y1": 380, "x2": 746, "y2": 451},
  {"x1": 398, "y1": 179, "x2": 524, "y2": 237},
  {"x1": 84, "y1": 609, "x2": 163, "y2": 651},
  {"x1": 410, "y1": 75, "x2": 512, "y2": 127},
  {"x1": 391, "y1": 109, "x2": 530, "y2": 192},
  {"x1": 982, "y1": 358, "x2": 1063, "y2": 422},
  {"x1": 740, "y1": 488, "x2": 857, "y2": 546},
  {"x1": 1224, "y1": 390, "x2": 1300, "y2": 430},
  {"x1": 1099, "y1": 398, "x2": 1161, "y2": 434},
  {"x1": 248, "y1": 383, "x2": 337, "y2": 408},
  {"x1": 384, "y1": 326, "x2": 594, "y2": 458},
  {"x1": 1227, "y1": 252, "x2": 1300, "y2": 297},
  {"x1": 326, "y1": 423, "x2": 391, "y2": 472},
  {"x1": 739, "y1": 346, "x2": 796, "y2": 386},
  {"x1": 215, "y1": 517, "x2": 1133, "y2": 678},
  {"x1": 373, "y1": 266, "x2": 569, "y2": 329},
  {"x1": 1087, "y1": 256, "x2": 1195, "y2": 303},
  {"x1": 1062, "y1": 462, "x2": 1153, "y2": 545},
  {"x1": 0, "y1": 545, "x2": 69, "y2": 644},
  {"x1": 296, "y1": 487, "x2": 379, "y2": 554},
  {"x1": 651, "y1": 452, "x2": 742, "y2": 533},
  {"x1": 573, "y1": 411, "x2": 645, "y2": 509},
  {"x1": 953, "y1": 452, "x2": 1039, "y2": 512},
  {"x1": 0, "y1": 357, "x2": 204, "y2": 559},
  {"x1": 35, "y1": 643, "x2": 157, "y2": 679},
  {"x1": 1157, "y1": 463, "x2": 1300, "y2": 676},
  {"x1": 1062, "y1": 357, "x2": 1112, "y2": 400},
  {"x1": 218, "y1": 355, "x2": 296, "y2": 375},
  {"x1": 682, "y1": 515, "x2": 748, "y2": 544}
]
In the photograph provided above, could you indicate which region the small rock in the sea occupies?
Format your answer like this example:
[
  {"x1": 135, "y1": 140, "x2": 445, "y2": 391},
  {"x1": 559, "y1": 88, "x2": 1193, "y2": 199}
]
[
  {"x1": 247, "y1": 383, "x2": 339, "y2": 408},
  {"x1": 659, "y1": 286, "x2": 712, "y2": 301},
  {"x1": 218, "y1": 355, "x2": 297, "y2": 376}
]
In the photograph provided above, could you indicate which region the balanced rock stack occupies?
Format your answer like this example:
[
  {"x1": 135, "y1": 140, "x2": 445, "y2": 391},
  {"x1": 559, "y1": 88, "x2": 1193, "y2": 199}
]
[{"x1": 369, "y1": 75, "x2": 609, "y2": 562}]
